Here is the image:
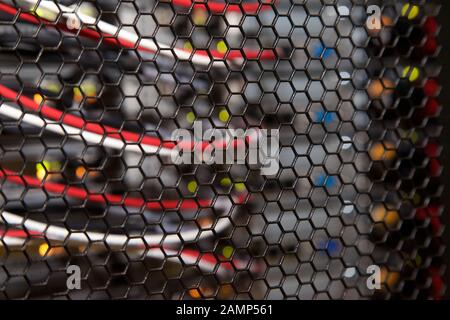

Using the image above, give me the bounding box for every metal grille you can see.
[0,0,444,299]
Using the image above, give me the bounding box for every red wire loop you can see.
[171,0,275,14]
[0,2,277,62]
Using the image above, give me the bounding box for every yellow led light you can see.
[187,180,198,193]
[81,82,97,98]
[36,161,60,180]
[219,108,230,123]
[399,129,408,139]
[413,193,421,205]
[73,87,83,103]
[222,246,234,259]
[402,66,420,82]
[193,10,207,25]
[33,94,44,105]
[36,167,46,181]
[35,7,58,22]
[411,131,419,144]
[79,81,98,104]
[220,177,232,186]
[184,41,193,51]
[186,111,196,123]
[36,161,49,181]
[234,182,246,192]
[415,255,422,267]
[217,41,228,54]
[38,243,49,257]
[43,82,61,94]
[79,3,97,16]
[401,4,419,20]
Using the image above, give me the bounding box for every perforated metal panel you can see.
[0,0,444,299]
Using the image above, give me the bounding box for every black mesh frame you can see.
[0,0,444,300]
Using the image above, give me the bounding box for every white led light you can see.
[344,267,356,278]
[340,71,351,85]
[342,204,354,214]
[342,136,352,150]
[337,6,350,16]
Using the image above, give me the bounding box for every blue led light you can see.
[314,111,336,124]
[318,239,340,254]
[326,239,339,253]
[315,175,326,186]
[313,44,333,59]
[325,176,336,188]
[314,175,336,187]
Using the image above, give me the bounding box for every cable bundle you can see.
[0,0,443,300]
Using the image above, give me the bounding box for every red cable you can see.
[0,168,212,210]
[0,1,254,274]
[0,84,249,152]
[0,228,41,238]
[171,0,274,14]
[78,21,276,60]
[6,229,234,269]
[0,168,248,209]
[0,227,235,270]
[0,2,276,61]
[0,84,174,149]
[0,2,39,24]
[181,248,233,269]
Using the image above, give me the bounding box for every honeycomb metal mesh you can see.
[0,0,444,299]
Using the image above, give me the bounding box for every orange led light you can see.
[188,288,201,299]
[198,217,213,229]
[369,142,396,161]
[75,166,86,179]
[368,15,394,34]
[368,79,395,99]
[371,205,400,228]
[380,267,400,289]
[33,93,44,105]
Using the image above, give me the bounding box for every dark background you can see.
[437,0,450,299]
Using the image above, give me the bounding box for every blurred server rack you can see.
[0,0,444,299]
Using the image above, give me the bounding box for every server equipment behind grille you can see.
[0,0,444,300]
